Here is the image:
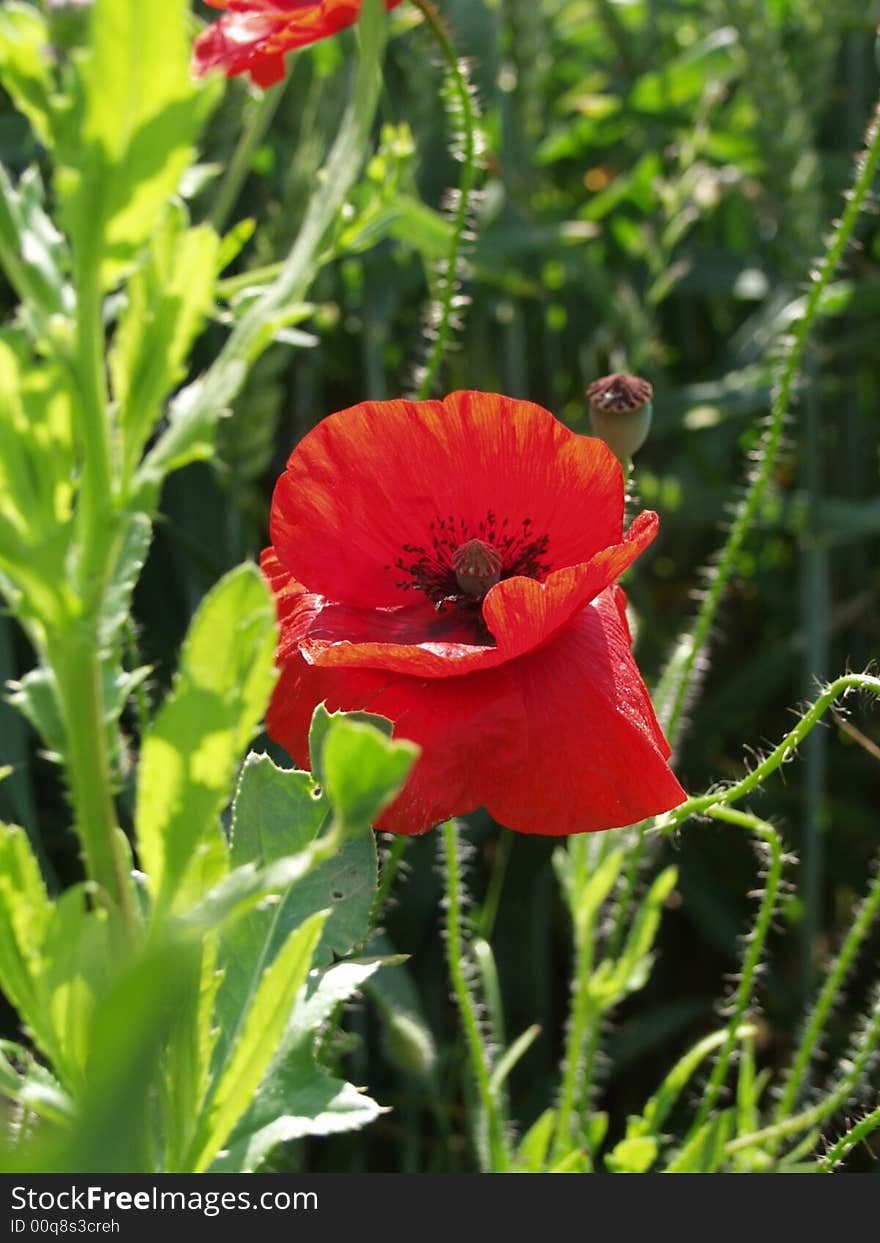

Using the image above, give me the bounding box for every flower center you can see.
[389,511,551,638]
[452,539,502,598]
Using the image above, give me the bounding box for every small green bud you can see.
[586,373,653,464]
[382,1009,437,1078]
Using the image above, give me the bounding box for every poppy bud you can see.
[587,373,653,464]
[382,1010,437,1078]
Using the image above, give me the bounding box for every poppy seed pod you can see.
[587,373,653,464]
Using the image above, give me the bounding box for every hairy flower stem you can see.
[660,673,880,833]
[441,821,508,1172]
[367,834,408,932]
[775,860,880,1127]
[685,805,784,1138]
[210,75,290,234]
[654,95,880,747]
[552,837,606,1161]
[411,0,478,399]
[818,1106,880,1172]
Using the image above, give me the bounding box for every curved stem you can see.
[654,96,880,746]
[210,76,290,233]
[442,821,508,1172]
[660,673,880,834]
[411,0,478,399]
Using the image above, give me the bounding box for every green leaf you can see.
[56,0,209,285]
[100,514,153,650]
[215,750,375,1054]
[0,823,57,1066]
[307,703,393,787]
[185,910,328,1173]
[515,1109,557,1172]
[212,958,388,1172]
[590,866,678,1007]
[109,207,221,478]
[7,667,66,763]
[490,1025,542,1095]
[639,1024,756,1138]
[664,1109,735,1173]
[0,1040,73,1128]
[0,2,55,148]
[25,940,197,1173]
[0,165,72,342]
[135,564,277,918]
[605,1134,659,1174]
[321,716,418,832]
[0,336,75,623]
[38,887,112,1092]
[161,937,224,1173]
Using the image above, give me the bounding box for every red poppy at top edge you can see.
[193,1,405,88]
[262,391,687,836]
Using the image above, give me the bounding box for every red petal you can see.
[265,654,523,835]
[249,52,288,87]
[482,589,685,833]
[296,510,658,678]
[265,584,684,836]
[271,392,626,609]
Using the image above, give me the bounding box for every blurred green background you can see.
[1,0,879,1170]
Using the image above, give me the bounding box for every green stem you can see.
[52,635,134,937]
[818,1106,880,1172]
[477,830,512,940]
[368,834,409,932]
[659,673,880,834]
[442,821,508,1172]
[654,96,880,746]
[725,985,880,1159]
[59,260,137,937]
[775,860,880,1126]
[411,0,478,399]
[685,805,783,1137]
[210,76,290,234]
[552,845,600,1160]
[552,934,596,1160]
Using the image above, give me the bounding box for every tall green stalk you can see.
[441,821,509,1172]
[411,0,480,399]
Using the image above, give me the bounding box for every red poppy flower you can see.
[193,1,404,88]
[262,391,686,835]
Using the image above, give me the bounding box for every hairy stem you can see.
[818,1106,880,1172]
[442,821,508,1172]
[685,805,784,1137]
[660,673,880,834]
[411,0,479,399]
